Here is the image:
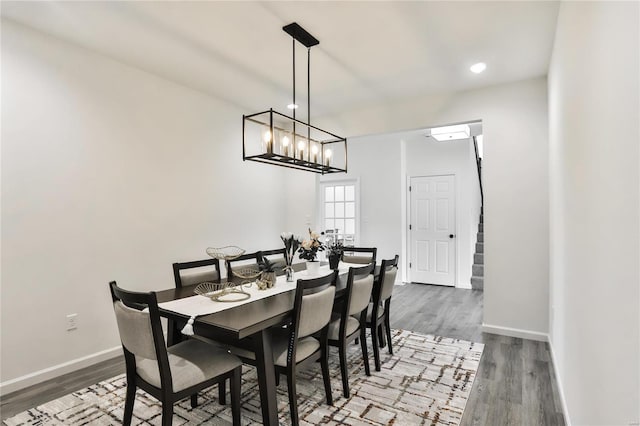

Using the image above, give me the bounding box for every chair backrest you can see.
[374,255,399,307]
[225,251,260,280]
[293,271,338,340]
[338,263,375,325]
[109,281,172,390]
[173,258,221,288]
[258,249,287,274]
[342,247,377,265]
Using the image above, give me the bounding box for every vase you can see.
[261,271,276,288]
[284,266,294,282]
[305,260,320,275]
[328,254,340,270]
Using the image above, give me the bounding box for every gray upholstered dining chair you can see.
[366,255,399,371]
[341,247,377,265]
[109,281,242,426]
[328,263,375,398]
[171,257,228,403]
[173,258,221,288]
[230,271,338,426]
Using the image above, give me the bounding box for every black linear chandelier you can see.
[242,23,347,174]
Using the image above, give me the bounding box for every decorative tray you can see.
[194,281,250,302]
[206,246,246,260]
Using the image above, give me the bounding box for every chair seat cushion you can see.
[328,314,360,340]
[272,330,320,367]
[136,339,241,392]
[229,329,320,368]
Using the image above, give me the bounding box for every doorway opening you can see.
[403,120,483,290]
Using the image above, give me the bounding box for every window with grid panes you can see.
[321,182,357,246]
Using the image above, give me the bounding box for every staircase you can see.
[471,214,484,290]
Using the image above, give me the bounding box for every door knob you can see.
[449,234,455,239]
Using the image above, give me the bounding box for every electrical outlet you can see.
[66,313,78,331]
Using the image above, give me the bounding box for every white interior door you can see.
[409,175,456,286]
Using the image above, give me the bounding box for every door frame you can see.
[406,173,459,286]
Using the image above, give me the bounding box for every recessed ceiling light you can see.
[470,62,487,74]
[287,103,299,110]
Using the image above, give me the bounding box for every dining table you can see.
[155,261,367,426]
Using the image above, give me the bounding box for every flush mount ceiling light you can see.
[470,62,487,74]
[242,23,347,174]
[430,124,471,141]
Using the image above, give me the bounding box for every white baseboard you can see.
[481,323,548,342]
[548,339,572,426]
[0,346,122,396]
[456,282,472,290]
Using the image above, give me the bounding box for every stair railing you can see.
[472,135,484,210]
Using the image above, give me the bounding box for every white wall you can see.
[548,2,640,424]
[315,77,550,338]
[0,21,290,391]
[319,133,403,262]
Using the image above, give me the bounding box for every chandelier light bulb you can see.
[263,130,272,142]
[282,136,290,146]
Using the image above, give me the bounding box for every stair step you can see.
[471,276,484,290]
[472,264,484,276]
[478,223,483,232]
[477,232,484,243]
[475,242,484,253]
[474,253,484,264]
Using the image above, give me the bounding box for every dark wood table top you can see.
[155,264,351,340]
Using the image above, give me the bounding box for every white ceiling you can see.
[1,1,559,117]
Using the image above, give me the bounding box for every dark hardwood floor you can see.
[1,283,565,425]
[390,283,565,426]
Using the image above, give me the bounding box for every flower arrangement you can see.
[326,240,344,257]
[298,228,325,261]
[326,240,344,269]
[280,232,302,267]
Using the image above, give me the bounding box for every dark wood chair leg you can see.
[286,369,299,426]
[321,348,333,405]
[384,311,393,355]
[371,322,381,372]
[230,367,242,426]
[359,324,371,376]
[218,380,226,405]
[339,342,350,398]
[378,323,386,348]
[161,401,174,426]
[122,378,136,426]
[275,373,280,387]
[190,394,198,408]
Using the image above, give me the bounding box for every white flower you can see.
[281,232,293,240]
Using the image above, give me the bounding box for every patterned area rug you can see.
[4,330,483,426]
